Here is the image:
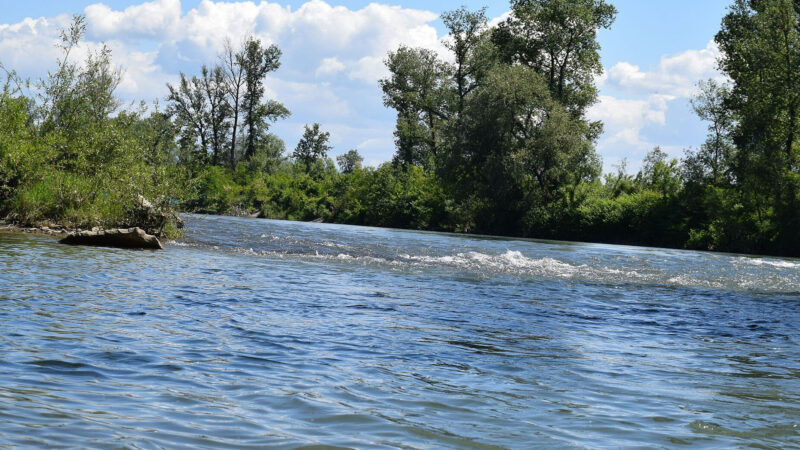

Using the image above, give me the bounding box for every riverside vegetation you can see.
[1,0,799,255]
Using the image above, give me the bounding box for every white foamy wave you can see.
[169,237,800,293]
[402,250,581,278]
[165,240,194,247]
[322,241,352,250]
[397,250,587,280]
[735,257,800,269]
[667,275,724,290]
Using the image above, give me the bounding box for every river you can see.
[1,214,798,448]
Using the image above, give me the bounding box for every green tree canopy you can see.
[293,123,332,173]
[337,149,364,174]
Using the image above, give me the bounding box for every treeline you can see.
[1,0,799,256]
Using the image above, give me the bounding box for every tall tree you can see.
[220,39,246,168]
[716,0,800,251]
[241,38,284,160]
[166,74,210,164]
[493,0,616,115]
[38,15,122,135]
[687,79,736,186]
[458,64,600,231]
[337,149,364,174]
[380,1,612,236]
[441,7,491,116]
[293,123,332,172]
[200,65,231,166]
[380,46,452,169]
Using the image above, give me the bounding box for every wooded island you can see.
[1,0,799,256]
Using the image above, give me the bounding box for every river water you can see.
[1,214,798,448]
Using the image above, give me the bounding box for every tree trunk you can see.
[230,101,239,167]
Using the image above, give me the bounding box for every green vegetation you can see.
[0,17,186,235]
[2,0,800,256]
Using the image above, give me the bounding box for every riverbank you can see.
[0,220,71,237]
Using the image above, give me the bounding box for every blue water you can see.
[1,214,798,448]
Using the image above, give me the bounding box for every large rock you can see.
[59,227,163,250]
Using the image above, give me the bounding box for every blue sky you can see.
[0,0,732,172]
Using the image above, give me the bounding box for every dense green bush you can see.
[0,18,186,234]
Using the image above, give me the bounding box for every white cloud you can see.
[0,16,68,74]
[110,44,178,100]
[268,77,351,118]
[602,41,722,97]
[85,0,181,41]
[591,41,725,171]
[348,55,388,83]
[315,57,345,77]
[357,137,393,152]
[488,11,511,28]
[589,94,675,152]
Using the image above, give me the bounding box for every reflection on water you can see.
[0,215,798,448]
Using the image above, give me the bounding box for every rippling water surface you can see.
[1,214,799,448]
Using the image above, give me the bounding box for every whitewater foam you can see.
[167,235,800,293]
[735,257,800,269]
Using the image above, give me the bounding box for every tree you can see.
[638,146,680,198]
[293,123,332,172]
[135,103,179,167]
[246,133,286,174]
[380,46,452,169]
[241,37,285,160]
[166,74,210,164]
[38,15,122,135]
[378,1,611,236]
[200,65,232,166]
[493,0,617,115]
[441,7,491,116]
[716,0,800,251]
[220,38,247,168]
[459,64,600,231]
[167,36,288,167]
[686,79,736,186]
[34,14,125,172]
[337,149,364,173]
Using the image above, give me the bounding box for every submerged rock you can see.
[59,227,163,250]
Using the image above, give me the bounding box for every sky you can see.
[0,0,732,172]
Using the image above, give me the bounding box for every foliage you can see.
[380,0,610,236]
[166,36,289,168]
[292,123,332,174]
[0,15,185,234]
[5,1,800,257]
[336,149,363,174]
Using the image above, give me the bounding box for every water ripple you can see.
[1,217,799,448]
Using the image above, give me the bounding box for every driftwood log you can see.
[59,227,163,250]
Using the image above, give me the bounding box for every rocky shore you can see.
[0,220,72,236]
[1,221,165,250]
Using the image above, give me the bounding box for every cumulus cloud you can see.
[589,94,675,153]
[110,45,178,100]
[590,41,725,171]
[603,41,722,97]
[2,1,444,87]
[315,57,345,77]
[85,0,181,41]
[0,16,69,74]
[488,11,512,28]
